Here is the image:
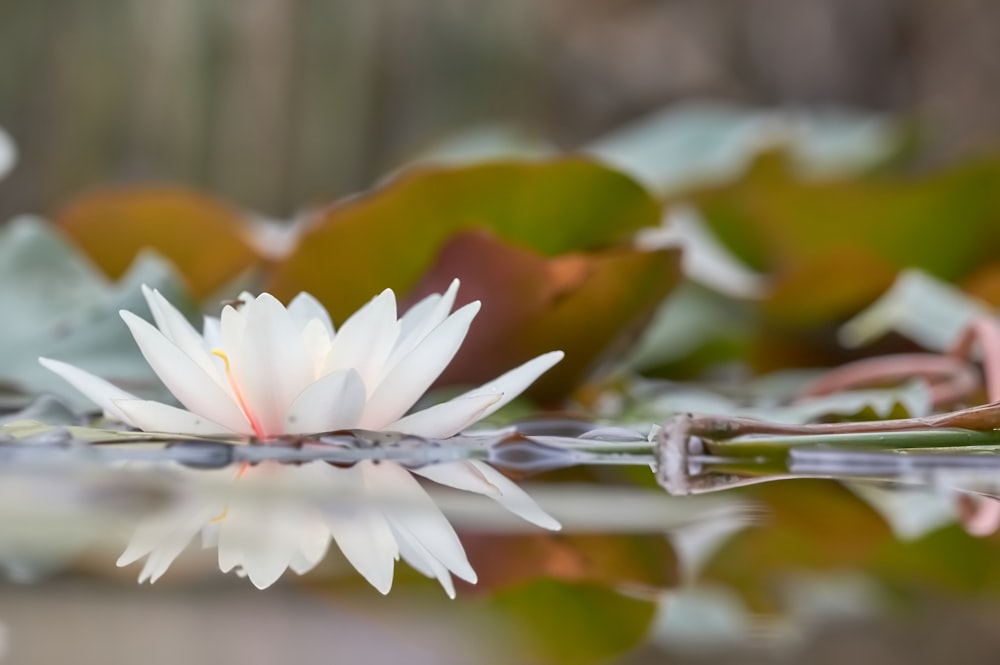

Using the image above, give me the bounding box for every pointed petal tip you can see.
[253,291,283,307]
[119,308,141,324]
[376,288,398,303]
[372,577,393,595]
[542,350,565,364]
[249,576,277,591]
[539,516,563,531]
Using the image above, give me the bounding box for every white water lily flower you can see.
[41,281,563,594]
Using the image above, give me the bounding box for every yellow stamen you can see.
[211,348,231,371]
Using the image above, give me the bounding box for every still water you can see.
[2,417,1000,664]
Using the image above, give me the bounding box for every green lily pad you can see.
[266,159,663,321]
[681,154,1000,326]
[265,159,673,399]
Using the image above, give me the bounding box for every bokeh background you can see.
[4,3,1000,665]
[1,0,999,219]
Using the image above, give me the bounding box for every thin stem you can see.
[702,427,1000,459]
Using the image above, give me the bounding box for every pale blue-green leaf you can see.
[620,282,756,372]
[407,125,554,170]
[584,101,898,194]
[636,205,770,299]
[1,231,196,408]
[839,269,991,351]
[623,379,932,426]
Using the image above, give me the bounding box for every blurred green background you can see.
[1,0,999,218]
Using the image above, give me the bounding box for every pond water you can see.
[3,414,999,664]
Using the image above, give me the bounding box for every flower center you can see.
[211,349,267,438]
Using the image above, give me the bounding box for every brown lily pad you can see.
[55,185,261,297]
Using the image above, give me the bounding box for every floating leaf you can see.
[408,125,554,168]
[585,101,899,194]
[636,205,770,299]
[682,155,1000,326]
[55,186,261,297]
[405,230,679,400]
[620,282,757,376]
[0,218,193,406]
[266,159,662,322]
[840,269,991,352]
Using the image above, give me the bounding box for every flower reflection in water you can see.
[40,282,562,594]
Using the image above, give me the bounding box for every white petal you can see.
[414,460,561,530]
[284,369,366,434]
[289,535,330,576]
[325,289,400,388]
[38,357,138,424]
[119,503,216,583]
[113,399,238,435]
[142,286,229,393]
[288,292,334,336]
[359,301,481,429]
[309,463,399,594]
[385,393,501,437]
[392,521,457,598]
[451,351,564,423]
[216,464,331,589]
[202,315,222,349]
[299,318,332,369]
[227,293,315,436]
[217,500,300,589]
[120,311,252,433]
[397,294,441,342]
[386,279,461,374]
[290,514,333,574]
[220,302,247,357]
[361,461,476,583]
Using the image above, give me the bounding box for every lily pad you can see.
[266,159,663,321]
[405,229,679,400]
[0,217,194,407]
[681,154,1000,326]
[265,159,674,399]
[585,101,899,194]
[55,186,261,297]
